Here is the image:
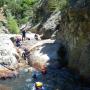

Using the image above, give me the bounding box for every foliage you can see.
[48,0,68,11]
[6,11,20,34]
[0,0,5,7]
[0,0,68,27]
[58,0,68,10]
[0,0,39,25]
[0,22,3,27]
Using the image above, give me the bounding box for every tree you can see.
[6,10,20,34]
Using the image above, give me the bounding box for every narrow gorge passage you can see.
[0,0,90,90]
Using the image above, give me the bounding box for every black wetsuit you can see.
[22,30,26,38]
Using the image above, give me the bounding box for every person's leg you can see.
[27,55,31,65]
[23,32,26,41]
[22,32,25,41]
[22,35,24,41]
[23,53,26,60]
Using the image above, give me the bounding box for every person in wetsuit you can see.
[32,82,45,90]
[21,29,26,41]
[22,48,31,65]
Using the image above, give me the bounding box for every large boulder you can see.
[41,11,61,39]
[0,34,19,78]
[28,39,61,69]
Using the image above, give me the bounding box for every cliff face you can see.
[32,0,90,79]
[57,0,90,78]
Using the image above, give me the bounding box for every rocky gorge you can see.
[0,0,90,90]
[30,0,90,84]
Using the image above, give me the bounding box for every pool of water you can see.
[0,69,53,90]
[0,67,89,90]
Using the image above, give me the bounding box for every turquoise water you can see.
[0,69,53,90]
[1,67,89,90]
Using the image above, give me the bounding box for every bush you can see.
[48,0,68,11]
[7,15,20,34]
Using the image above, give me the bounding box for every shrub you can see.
[7,15,20,34]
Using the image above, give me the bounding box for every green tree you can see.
[6,10,20,34]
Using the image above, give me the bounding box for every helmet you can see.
[35,82,43,87]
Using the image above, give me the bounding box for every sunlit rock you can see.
[0,34,19,78]
[29,39,61,69]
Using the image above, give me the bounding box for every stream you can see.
[0,67,54,90]
[0,66,81,90]
[0,64,90,90]
[0,34,90,90]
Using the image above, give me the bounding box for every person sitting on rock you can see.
[16,37,21,47]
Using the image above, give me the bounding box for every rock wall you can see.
[33,0,90,79]
[57,0,90,79]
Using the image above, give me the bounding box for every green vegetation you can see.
[0,0,68,33]
[0,22,3,27]
[2,0,39,24]
[48,0,68,11]
[0,0,39,33]
[32,0,68,24]
[7,16,20,34]
[6,10,20,34]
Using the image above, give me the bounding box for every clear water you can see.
[0,69,53,90]
[1,67,88,90]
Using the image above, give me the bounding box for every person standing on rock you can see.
[21,29,26,41]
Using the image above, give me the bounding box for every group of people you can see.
[15,29,46,90]
[15,29,26,47]
[15,29,40,47]
[32,64,47,90]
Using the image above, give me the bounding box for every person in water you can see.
[32,82,45,90]
[41,65,47,75]
[32,71,38,81]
